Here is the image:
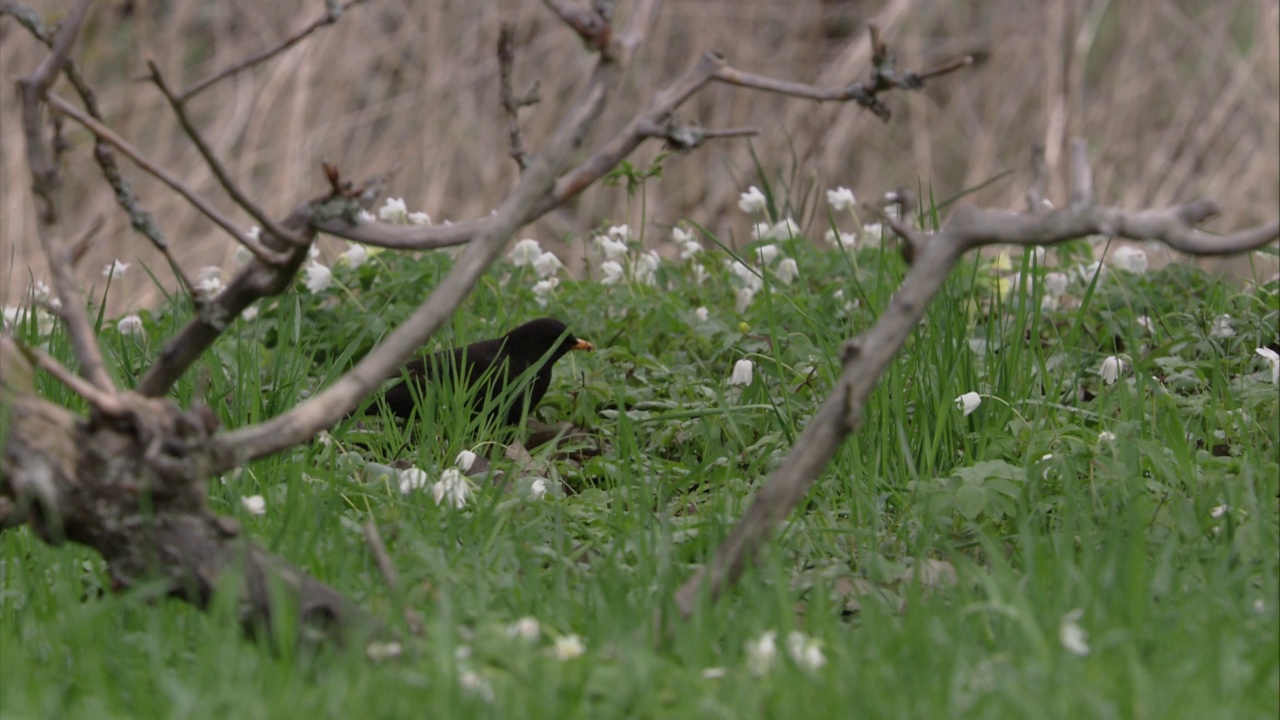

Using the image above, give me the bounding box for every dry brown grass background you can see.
[2,0,1278,312]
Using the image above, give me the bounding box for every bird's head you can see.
[504,318,594,362]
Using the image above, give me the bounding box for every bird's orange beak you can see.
[572,339,595,351]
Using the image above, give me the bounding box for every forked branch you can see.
[672,140,1280,617]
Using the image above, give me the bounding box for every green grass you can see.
[2,215,1277,719]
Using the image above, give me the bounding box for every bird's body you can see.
[371,318,593,426]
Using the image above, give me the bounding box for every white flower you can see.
[861,223,883,240]
[1110,246,1148,274]
[1209,504,1229,519]
[1256,347,1279,384]
[1210,314,1235,339]
[117,314,145,336]
[378,197,408,224]
[1043,272,1070,299]
[357,210,376,223]
[241,495,266,516]
[303,262,332,293]
[1076,261,1108,284]
[455,450,477,472]
[365,640,403,662]
[786,631,827,672]
[532,251,564,278]
[774,257,799,285]
[102,259,130,279]
[730,260,763,291]
[431,467,472,508]
[695,306,709,322]
[195,266,223,296]
[532,278,559,306]
[752,244,780,266]
[553,634,585,661]
[738,186,767,214]
[824,229,857,248]
[745,630,778,676]
[242,304,259,321]
[308,243,321,259]
[1136,315,1155,334]
[398,467,430,494]
[600,261,625,285]
[1099,356,1125,385]
[28,281,50,303]
[458,670,492,702]
[530,478,548,500]
[594,234,629,261]
[690,263,709,285]
[729,359,754,386]
[507,616,541,641]
[342,243,369,269]
[700,667,728,679]
[510,238,543,266]
[407,211,431,225]
[676,229,703,260]
[827,186,856,211]
[1058,609,1090,656]
[1097,430,1116,443]
[607,224,630,242]
[772,217,800,239]
[634,251,661,286]
[735,287,756,313]
[955,392,982,416]
[246,225,261,242]
[751,222,775,241]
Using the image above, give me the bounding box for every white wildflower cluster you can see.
[195,266,224,298]
[745,629,826,676]
[398,451,479,508]
[725,242,799,312]
[509,238,567,306]
[590,225,662,287]
[738,186,803,242]
[3,281,60,336]
[376,197,432,226]
[1108,245,1149,274]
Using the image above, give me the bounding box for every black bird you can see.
[370,317,594,426]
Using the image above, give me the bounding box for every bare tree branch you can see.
[208,0,662,472]
[177,0,370,102]
[146,60,309,249]
[3,1,194,291]
[48,93,287,266]
[16,0,116,394]
[673,142,1279,617]
[498,23,540,170]
[10,337,128,417]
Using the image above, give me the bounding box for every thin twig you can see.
[209,0,662,472]
[48,93,287,266]
[1025,143,1049,213]
[362,519,400,591]
[16,0,116,393]
[146,60,309,248]
[178,0,371,101]
[498,24,540,170]
[635,120,760,151]
[4,1,192,290]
